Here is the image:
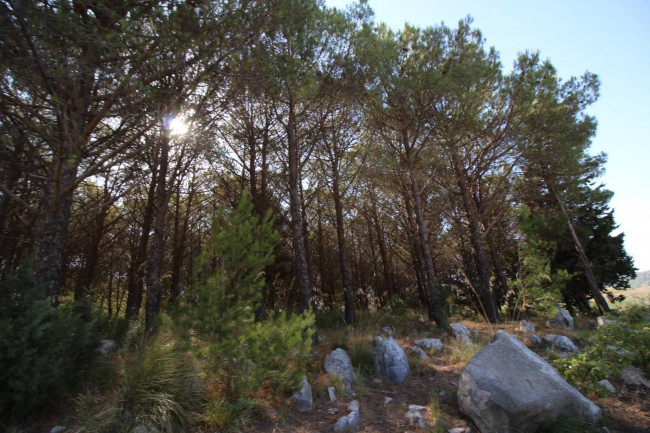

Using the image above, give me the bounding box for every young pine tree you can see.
[177,196,313,424]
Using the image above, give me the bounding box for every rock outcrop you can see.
[292,376,313,411]
[415,337,443,352]
[334,400,360,431]
[458,330,600,433]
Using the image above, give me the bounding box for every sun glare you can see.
[169,117,189,136]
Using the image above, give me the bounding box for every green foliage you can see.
[349,339,375,377]
[512,206,568,317]
[176,196,314,428]
[76,327,201,433]
[555,306,650,394]
[0,262,101,423]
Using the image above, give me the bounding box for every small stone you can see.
[334,400,360,431]
[450,381,458,387]
[543,334,578,353]
[529,334,543,347]
[50,427,66,433]
[97,339,117,355]
[598,379,616,394]
[450,323,472,343]
[292,376,313,411]
[597,316,615,327]
[409,346,430,359]
[328,386,337,402]
[548,307,574,330]
[404,404,428,428]
[373,378,382,384]
[415,338,444,352]
[621,366,650,388]
[439,390,448,397]
[381,326,394,336]
[519,320,535,334]
[327,407,339,415]
[384,396,393,406]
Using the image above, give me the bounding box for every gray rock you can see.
[458,330,600,433]
[50,427,66,433]
[345,382,356,396]
[381,326,394,336]
[451,323,472,343]
[409,346,430,359]
[519,320,535,334]
[328,386,337,402]
[404,404,428,428]
[384,396,393,406]
[448,428,472,433]
[325,348,355,383]
[598,379,616,394]
[529,334,543,347]
[548,307,574,330]
[97,339,118,355]
[621,366,650,388]
[292,376,312,411]
[543,334,578,353]
[373,337,410,384]
[415,338,444,352]
[606,345,635,357]
[334,400,360,431]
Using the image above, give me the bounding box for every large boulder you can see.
[458,330,600,433]
[325,348,355,384]
[374,337,410,384]
[548,307,574,330]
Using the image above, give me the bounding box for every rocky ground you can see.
[252,319,650,433]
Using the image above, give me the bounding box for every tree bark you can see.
[287,98,312,313]
[145,129,170,336]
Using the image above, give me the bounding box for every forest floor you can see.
[251,318,650,433]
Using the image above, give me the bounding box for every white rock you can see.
[292,376,312,411]
[50,427,66,433]
[409,346,430,359]
[373,337,410,384]
[328,386,337,402]
[404,404,428,428]
[598,379,616,394]
[384,396,393,406]
[334,400,360,431]
[325,348,355,383]
[548,307,574,330]
[458,331,600,433]
[451,323,472,343]
[621,366,650,388]
[519,320,535,334]
[415,338,444,352]
[543,334,578,353]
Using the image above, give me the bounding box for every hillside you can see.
[631,270,650,289]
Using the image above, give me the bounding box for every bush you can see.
[76,327,201,433]
[0,262,101,423]
[554,305,650,395]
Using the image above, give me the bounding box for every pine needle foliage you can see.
[176,196,314,427]
[0,262,100,423]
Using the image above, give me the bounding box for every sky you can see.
[326,0,650,272]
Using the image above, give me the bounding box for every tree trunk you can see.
[125,165,158,320]
[287,98,312,313]
[34,159,79,305]
[551,187,610,313]
[145,130,170,336]
[169,177,194,305]
[332,161,355,325]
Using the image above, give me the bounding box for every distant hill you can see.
[630,270,650,289]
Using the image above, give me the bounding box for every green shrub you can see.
[0,262,101,423]
[176,196,314,428]
[555,305,650,394]
[77,328,201,433]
